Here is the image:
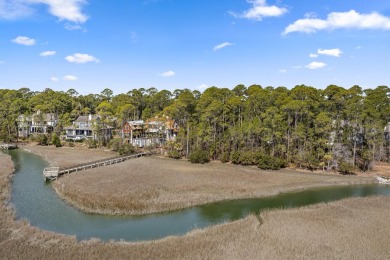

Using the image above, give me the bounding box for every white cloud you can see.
[28,0,88,23]
[213,42,233,51]
[0,0,34,19]
[284,10,390,34]
[292,65,302,69]
[64,23,84,31]
[12,36,36,46]
[0,60,5,64]
[309,53,318,58]
[0,0,87,23]
[40,50,56,57]
[305,61,327,70]
[63,75,78,81]
[50,76,59,82]
[279,69,287,73]
[232,0,287,21]
[160,70,176,77]
[317,48,342,57]
[65,53,100,64]
[197,83,209,90]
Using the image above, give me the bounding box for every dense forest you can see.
[1,84,389,172]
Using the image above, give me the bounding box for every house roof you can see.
[74,116,89,123]
[127,120,144,125]
[74,115,100,123]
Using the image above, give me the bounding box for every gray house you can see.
[64,114,112,141]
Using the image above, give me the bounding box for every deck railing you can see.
[43,152,151,180]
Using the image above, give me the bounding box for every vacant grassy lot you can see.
[2,152,390,259]
[45,150,373,215]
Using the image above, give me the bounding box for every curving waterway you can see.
[7,149,390,242]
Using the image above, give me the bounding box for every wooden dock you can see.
[0,143,18,150]
[43,152,151,181]
[43,167,60,181]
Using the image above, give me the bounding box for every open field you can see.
[32,146,374,215]
[1,152,390,259]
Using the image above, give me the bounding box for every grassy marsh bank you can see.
[41,148,373,215]
[1,151,390,259]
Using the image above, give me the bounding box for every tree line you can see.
[0,84,389,172]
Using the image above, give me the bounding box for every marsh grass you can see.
[52,155,373,215]
[1,150,389,259]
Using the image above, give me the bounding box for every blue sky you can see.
[1,0,390,95]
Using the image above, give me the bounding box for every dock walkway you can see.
[43,152,151,180]
[0,143,18,150]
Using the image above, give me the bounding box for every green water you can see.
[7,149,390,242]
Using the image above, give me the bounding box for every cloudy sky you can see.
[1,0,390,94]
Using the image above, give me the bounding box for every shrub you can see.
[258,155,286,170]
[231,151,241,164]
[108,138,121,151]
[240,151,262,166]
[86,138,97,149]
[37,134,49,146]
[108,139,135,155]
[118,143,135,155]
[168,150,181,159]
[220,152,230,163]
[189,150,210,164]
[338,161,355,175]
[51,133,62,147]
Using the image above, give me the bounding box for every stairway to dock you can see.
[43,152,151,180]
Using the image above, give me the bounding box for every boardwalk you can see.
[43,152,151,181]
[0,144,18,150]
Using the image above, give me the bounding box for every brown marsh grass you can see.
[1,152,389,259]
[25,145,117,168]
[51,155,373,215]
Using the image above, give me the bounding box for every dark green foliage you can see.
[258,155,287,170]
[37,134,49,146]
[108,138,122,151]
[338,161,355,175]
[189,150,210,164]
[118,143,135,155]
[239,151,262,166]
[168,150,181,159]
[109,138,134,155]
[220,152,230,163]
[231,151,241,164]
[51,133,62,147]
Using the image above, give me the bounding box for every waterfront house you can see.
[64,114,112,141]
[17,110,58,136]
[121,115,178,147]
[31,111,58,134]
[17,114,32,138]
